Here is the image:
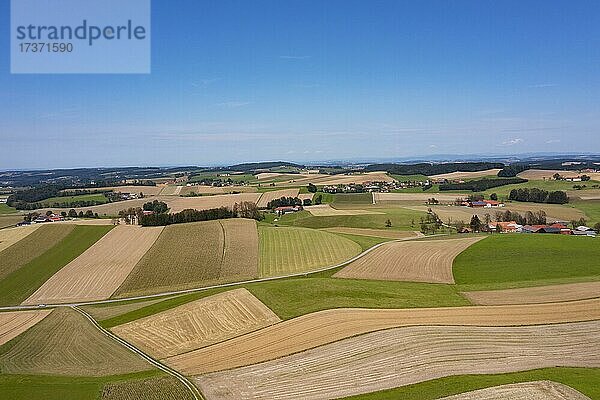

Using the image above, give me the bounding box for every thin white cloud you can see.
[502,138,524,146]
[279,55,311,60]
[215,101,251,108]
[546,139,561,144]
[528,83,558,88]
[191,78,219,88]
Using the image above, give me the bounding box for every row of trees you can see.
[138,201,263,226]
[23,209,100,221]
[508,188,569,204]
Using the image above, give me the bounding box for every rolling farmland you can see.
[0,224,74,280]
[334,237,483,283]
[166,193,261,212]
[0,310,52,346]
[429,168,502,180]
[258,226,361,276]
[323,227,419,239]
[0,224,40,253]
[22,225,164,305]
[195,321,600,400]
[101,375,194,400]
[165,298,600,375]
[112,288,280,359]
[373,192,463,203]
[115,219,258,297]
[439,381,591,400]
[257,188,300,208]
[463,281,600,305]
[0,308,152,376]
[304,204,382,216]
[518,169,600,181]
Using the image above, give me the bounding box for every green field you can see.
[453,234,600,291]
[342,368,600,400]
[0,203,17,215]
[0,308,151,376]
[571,200,600,224]
[329,232,392,251]
[0,225,112,305]
[0,371,170,400]
[39,193,109,207]
[258,226,361,276]
[277,207,425,230]
[333,193,373,205]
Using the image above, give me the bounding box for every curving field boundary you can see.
[165,297,600,375]
[0,309,52,346]
[195,321,600,400]
[439,380,591,400]
[464,281,600,305]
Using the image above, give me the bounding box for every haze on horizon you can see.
[1,0,599,169]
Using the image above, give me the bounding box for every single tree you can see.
[385,219,392,228]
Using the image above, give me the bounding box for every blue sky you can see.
[1,0,599,169]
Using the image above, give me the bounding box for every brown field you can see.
[304,204,384,216]
[114,219,258,297]
[33,198,151,217]
[406,202,586,224]
[61,218,116,225]
[165,298,600,375]
[195,321,600,400]
[464,281,600,305]
[167,193,261,213]
[0,308,152,376]
[518,169,600,181]
[255,172,306,181]
[440,381,591,400]
[22,225,164,305]
[334,237,483,283]
[0,224,40,253]
[0,224,75,280]
[0,310,52,346]
[374,192,464,203]
[101,375,194,400]
[179,185,257,196]
[298,193,314,202]
[429,169,502,180]
[82,298,168,321]
[269,171,396,187]
[0,215,23,229]
[112,288,280,359]
[323,227,419,239]
[83,186,163,196]
[158,185,183,196]
[257,189,300,208]
[570,189,600,200]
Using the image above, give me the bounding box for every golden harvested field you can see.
[0,224,40,253]
[166,298,600,375]
[61,218,115,225]
[195,321,600,400]
[167,193,261,213]
[429,168,502,180]
[0,310,52,346]
[112,288,280,359]
[179,185,256,196]
[34,198,151,217]
[440,381,591,400]
[101,375,194,400]
[85,186,163,196]
[0,215,23,229]
[323,227,419,239]
[158,185,183,196]
[518,169,600,181]
[258,226,361,276]
[334,237,483,283]
[571,189,600,200]
[22,225,164,305]
[304,204,383,216]
[298,193,314,201]
[464,281,600,305]
[0,224,75,280]
[0,308,152,376]
[115,219,258,297]
[270,171,395,187]
[374,192,464,203]
[257,189,300,208]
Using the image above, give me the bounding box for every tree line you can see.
[138,201,263,226]
[364,162,504,176]
[508,188,569,204]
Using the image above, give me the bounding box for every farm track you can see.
[195,321,600,400]
[334,236,483,283]
[0,309,51,345]
[165,297,600,375]
[464,281,600,305]
[111,288,280,359]
[439,380,591,400]
[22,225,164,305]
[73,306,203,400]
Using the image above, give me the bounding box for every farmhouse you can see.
[468,200,504,208]
[488,221,522,233]
[522,223,570,235]
[275,206,302,216]
[572,226,597,237]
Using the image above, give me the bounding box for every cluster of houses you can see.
[487,221,597,237]
[17,213,66,225]
[461,199,505,208]
[274,205,303,216]
[322,180,425,194]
